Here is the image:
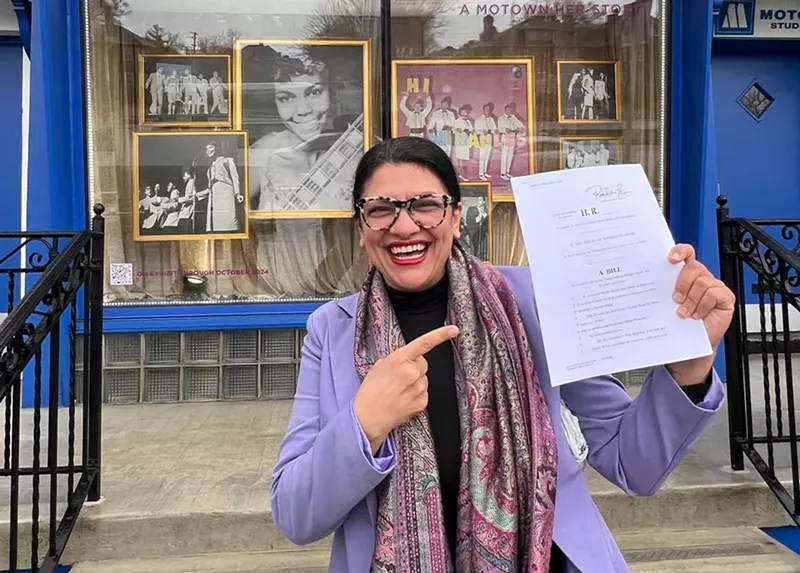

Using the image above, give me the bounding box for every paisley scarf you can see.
[354,243,558,572]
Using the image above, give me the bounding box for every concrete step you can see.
[0,401,794,567]
[66,528,799,572]
[69,549,330,573]
[0,481,783,564]
[60,482,781,562]
[617,527,800,572]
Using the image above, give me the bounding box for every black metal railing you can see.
[717,195,800,526]
[0,205,105,572]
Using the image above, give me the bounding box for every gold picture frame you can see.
[491,193,516,204]
[391,58,536,202]
[459,180,493,262]
[133,131,250,242]
[558,136,623,170]
[557,60,622,124]
[234,38,372,219]
[138,54,233,128]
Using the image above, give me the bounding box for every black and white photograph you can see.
[557,60,621,123]
[236,39,370,219]
[139,54,232,127]
[560,137,621,170]
[459,182,492,261]
[133,132,249,241]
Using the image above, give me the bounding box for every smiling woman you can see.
[271,137,733,573]
[355,160,462,291]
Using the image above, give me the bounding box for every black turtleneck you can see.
[386,274,566,571]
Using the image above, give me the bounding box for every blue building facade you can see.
[8,0,779,403]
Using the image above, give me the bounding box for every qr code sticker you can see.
[109,263,134,286]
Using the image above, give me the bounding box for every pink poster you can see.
[392,59,535,197]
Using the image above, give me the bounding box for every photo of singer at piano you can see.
[560,137,620,170]
[458,182,492,261]
[239,40,369,218]
[134,132,249,241]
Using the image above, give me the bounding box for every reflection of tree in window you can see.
[741,85,772,118]
[305,0,453,56]
[145,24,184,53]
[197,29,241,55]
[106,0,130,22]
[91,0,130,26]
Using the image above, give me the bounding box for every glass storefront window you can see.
[84,0,667,305]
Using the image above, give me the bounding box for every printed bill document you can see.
[510,164,713,386]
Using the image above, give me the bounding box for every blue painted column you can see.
[28,0,75,232]
[24,0,87,407]
[669,0,714,247]
[669,0,723,275]
[669,0,725,378]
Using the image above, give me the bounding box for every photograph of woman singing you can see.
[270,137,734,572]
[238,40,369,217]
[204,139,244,233]
[133,132,248,241]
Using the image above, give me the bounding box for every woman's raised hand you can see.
[354,325,459,454]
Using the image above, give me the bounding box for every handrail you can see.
[0,204,105,573]
[717,195,800,526]
[0,231,91,354]
[720,216,800,271]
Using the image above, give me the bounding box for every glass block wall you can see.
[76,329,648,405]
[77,329,305,404]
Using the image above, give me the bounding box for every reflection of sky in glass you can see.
[119,0,646,53]
[0,1,17,33]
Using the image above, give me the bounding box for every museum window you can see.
[84,0,667,305]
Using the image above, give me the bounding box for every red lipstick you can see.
[386,241,430,266]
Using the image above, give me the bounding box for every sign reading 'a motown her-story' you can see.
[715,0,800,38]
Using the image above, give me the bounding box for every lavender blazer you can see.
[271,265,724,572]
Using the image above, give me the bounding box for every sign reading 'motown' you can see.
[715,0,800,38]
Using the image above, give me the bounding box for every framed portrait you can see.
[133,132,250,242]
[392,58,535,200]
[138,54,232,127]
[459,181,492,261]
[559,136,622,170]
[557,60,621,123]
[235,39,371,219]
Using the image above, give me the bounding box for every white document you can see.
[510,164,713,386]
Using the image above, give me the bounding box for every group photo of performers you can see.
[393,60,534,193]
[561,138,620,170]
[140,55,232,126]
[399,94,527,184]
[558,61,620,122]
[238,40,368,217]
[134,133,248,241]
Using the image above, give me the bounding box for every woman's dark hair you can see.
[352,137,461,213]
